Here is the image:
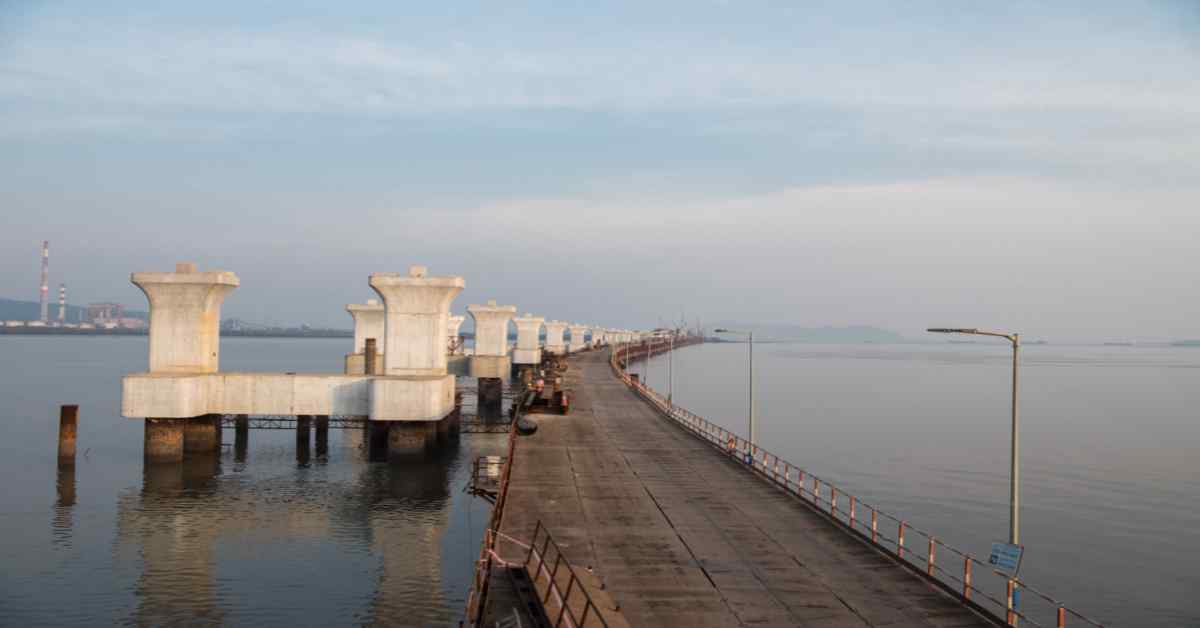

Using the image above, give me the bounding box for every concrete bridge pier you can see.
[345,300,384,375]
[468,300,516,422]
[144,418,186,463]
[234,414,249,462]
[478,378,504,421]
[544,320,567,356]
[568,324,588,353]
[367,265,466,460]
[184,414,221,454]
[296,415,312,464]
[130,263,238,462]
[512,313,544,381]
[387,422,437,459]
[315,415,329,458]
[368,421,390,461]
[448,315,465,355]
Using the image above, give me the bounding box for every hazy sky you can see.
[3,1,1198,340]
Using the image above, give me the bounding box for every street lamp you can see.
[714,328,755,447]
[927,327,1021,546]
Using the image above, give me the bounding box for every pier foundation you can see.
[478,377,504,421]
[387,422,435,459]
[144,418,185,463]
[315,415,329,457]
[368,420,390,461]
[296,415,312,463]
[184,414,221,454]
[234,414,249,461]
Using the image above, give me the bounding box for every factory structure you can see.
[0,240,145,330]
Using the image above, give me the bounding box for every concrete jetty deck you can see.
[491,349,996,627]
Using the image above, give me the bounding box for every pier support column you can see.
[144,418,185,463]
[234,414,249,462]
[387,422,434,460]
[315,415,329,458]
[447,315,465,355]
[568,324,588,353]
[478,377,504,421]
[368,420,390,462]
[296,415,312,464]
[184,414,221,454]
[512,313,545,370]
[544,321,568,355]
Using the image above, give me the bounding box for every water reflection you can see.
[113,437,459,625]
[52,464,75,548]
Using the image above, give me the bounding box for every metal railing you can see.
[525,520,610,628]
[463,419,519,625]
[611,343,1105,628]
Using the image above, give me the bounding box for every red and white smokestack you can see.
[39,240,49,322]
[58,283,66,322]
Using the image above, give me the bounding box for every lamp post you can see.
[714,328,755,447]
[927,327,1021,546]
[668,331,674,406]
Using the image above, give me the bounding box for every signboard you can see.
[988,542,1024,574]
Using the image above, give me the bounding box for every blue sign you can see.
[988,542,1024,574]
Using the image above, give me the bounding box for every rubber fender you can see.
[516,416,538,435]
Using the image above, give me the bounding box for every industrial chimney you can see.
[39,241,49,323]
[58,283,66,323]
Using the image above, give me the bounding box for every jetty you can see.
[469,344,1102,628]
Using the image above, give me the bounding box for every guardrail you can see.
[525,520,610,628]
[463,412,519,625]
[611,342,1104,628]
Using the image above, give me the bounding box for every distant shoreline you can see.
[0,327,352,339]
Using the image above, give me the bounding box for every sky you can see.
[2,1,1198,340]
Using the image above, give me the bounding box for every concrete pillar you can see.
[368,420,390,462]
[131,262,238,374]
[345,300,384,374]
[364,338,378,375]
[544,320,568,355]
[469,300,516,356]
[296,415,312,464]
[234,414,249,462]
[315,415,329,458]
[369,266,464,376]
[387,422,434,459]
[447,315,465,355]
[347,299,384,355]
[478,377,504,421]
[568,324,588,353]
[468,300,515,382]
[57,404,78,466]
[184,414,221,454]
[144,418,185,463]
[512,313,544,366]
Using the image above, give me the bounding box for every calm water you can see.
[0,336,506,627]
[635,342,1200,627]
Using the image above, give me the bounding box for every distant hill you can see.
[709,323,906,343]
[0,297,146,323]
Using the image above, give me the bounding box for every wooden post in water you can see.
[364,338,378,375]
[57,404,78,466]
